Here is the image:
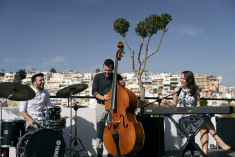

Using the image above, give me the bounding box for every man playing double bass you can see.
[20,73,51,131]
[92,59,125,157]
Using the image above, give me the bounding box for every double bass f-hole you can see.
[120,114,128,128]
[107,114,128,130]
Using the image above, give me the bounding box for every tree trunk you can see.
[137,76,145,105]
[140,85,145,102]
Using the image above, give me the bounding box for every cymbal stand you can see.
[67,103,88,157]
[66,93,88,157]
[0,93,14,157]
[67,93,74,157]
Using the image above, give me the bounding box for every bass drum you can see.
[16,129,66,157]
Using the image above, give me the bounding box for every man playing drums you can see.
[19,73,51,131]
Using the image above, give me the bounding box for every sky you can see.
[0,0,235,87]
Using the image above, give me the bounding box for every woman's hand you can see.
[160,96,166,104]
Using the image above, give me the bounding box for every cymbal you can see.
[56,84,88,98]
[0,82,36,101]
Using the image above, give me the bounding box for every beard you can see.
[37,84,44,90]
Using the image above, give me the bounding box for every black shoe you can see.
[107,153,113,157]
[97,154,102,157]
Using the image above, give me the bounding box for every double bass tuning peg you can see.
[122,51,125,58]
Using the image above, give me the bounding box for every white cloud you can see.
[170,25,204,36]
[3,58,22,64]
[42,56,65,67]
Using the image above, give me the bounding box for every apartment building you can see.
[194,74,206,89]
[3,73,21,83]
[1,71,233,105]
[202,75,221,98]
[0,75,4,83]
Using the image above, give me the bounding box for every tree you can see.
[16,69,26,80]
[200,100,208,107]
[50,68,57,73]
[96,68,100,73]
[113,13,172,103]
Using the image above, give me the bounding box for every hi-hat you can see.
[65,105,87,111]
[0,82,36,101]
[56,84,88,98]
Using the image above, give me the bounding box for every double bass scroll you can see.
[103,42,145,156]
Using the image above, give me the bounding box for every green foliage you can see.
[135,21,147,38]
[16,69,26,80]
[135,13,172,38]
[50,68,57,73]
[200,100,208,106]
[137,99,149,108]
[113,18,130,37]
[0,73,5,76]
[144,14,161,36]
[25,83,31,87]
[160,13,172,29]
[170,85,176,90]
[221,103,235,118]
[96,68,100,73]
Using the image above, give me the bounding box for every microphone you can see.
[177,87,182,97]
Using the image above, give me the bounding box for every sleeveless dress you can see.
[177,88,207,138]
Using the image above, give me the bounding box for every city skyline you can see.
[1,0,235,87]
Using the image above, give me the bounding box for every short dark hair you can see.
[103,59,114,68]
[31,73,44,84]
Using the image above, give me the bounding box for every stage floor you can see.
[164,149,234,157]
[99,149,235,157]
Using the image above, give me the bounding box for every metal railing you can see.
[50,96,235,106]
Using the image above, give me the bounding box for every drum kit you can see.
[0,82,89,157]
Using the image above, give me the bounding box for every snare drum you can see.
[41,106,61,124]
[16,128,66,157]
[1,119,26,147]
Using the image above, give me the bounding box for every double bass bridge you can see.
[108,121,121,130]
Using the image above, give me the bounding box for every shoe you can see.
[200,149,207,157]
[107,153,113,157]
[215,136,230,150]
[97,154,102,157]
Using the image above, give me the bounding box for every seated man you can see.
[20,73,51,131]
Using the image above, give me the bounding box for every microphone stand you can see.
[140,91,178,157]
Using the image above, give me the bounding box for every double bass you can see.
[103,42,145,156]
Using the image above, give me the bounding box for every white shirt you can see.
[19,87,51,119]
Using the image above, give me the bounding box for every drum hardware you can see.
[56,84,88,157]
[0,82,35,157]
[16,128,66,157]
[0,97,7,157]
[1,120,26,147]
[65,104,88,157]
[37,117,46,127]
[41,106,61,127]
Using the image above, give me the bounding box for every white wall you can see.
[2,106,107,156]
[2,107,217,156]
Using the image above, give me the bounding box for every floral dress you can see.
[177,88,207,138]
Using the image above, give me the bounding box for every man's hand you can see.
[28,119,35,127]
[103,94,110,101]
[119,80,125,86]
[20,111,36,127]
